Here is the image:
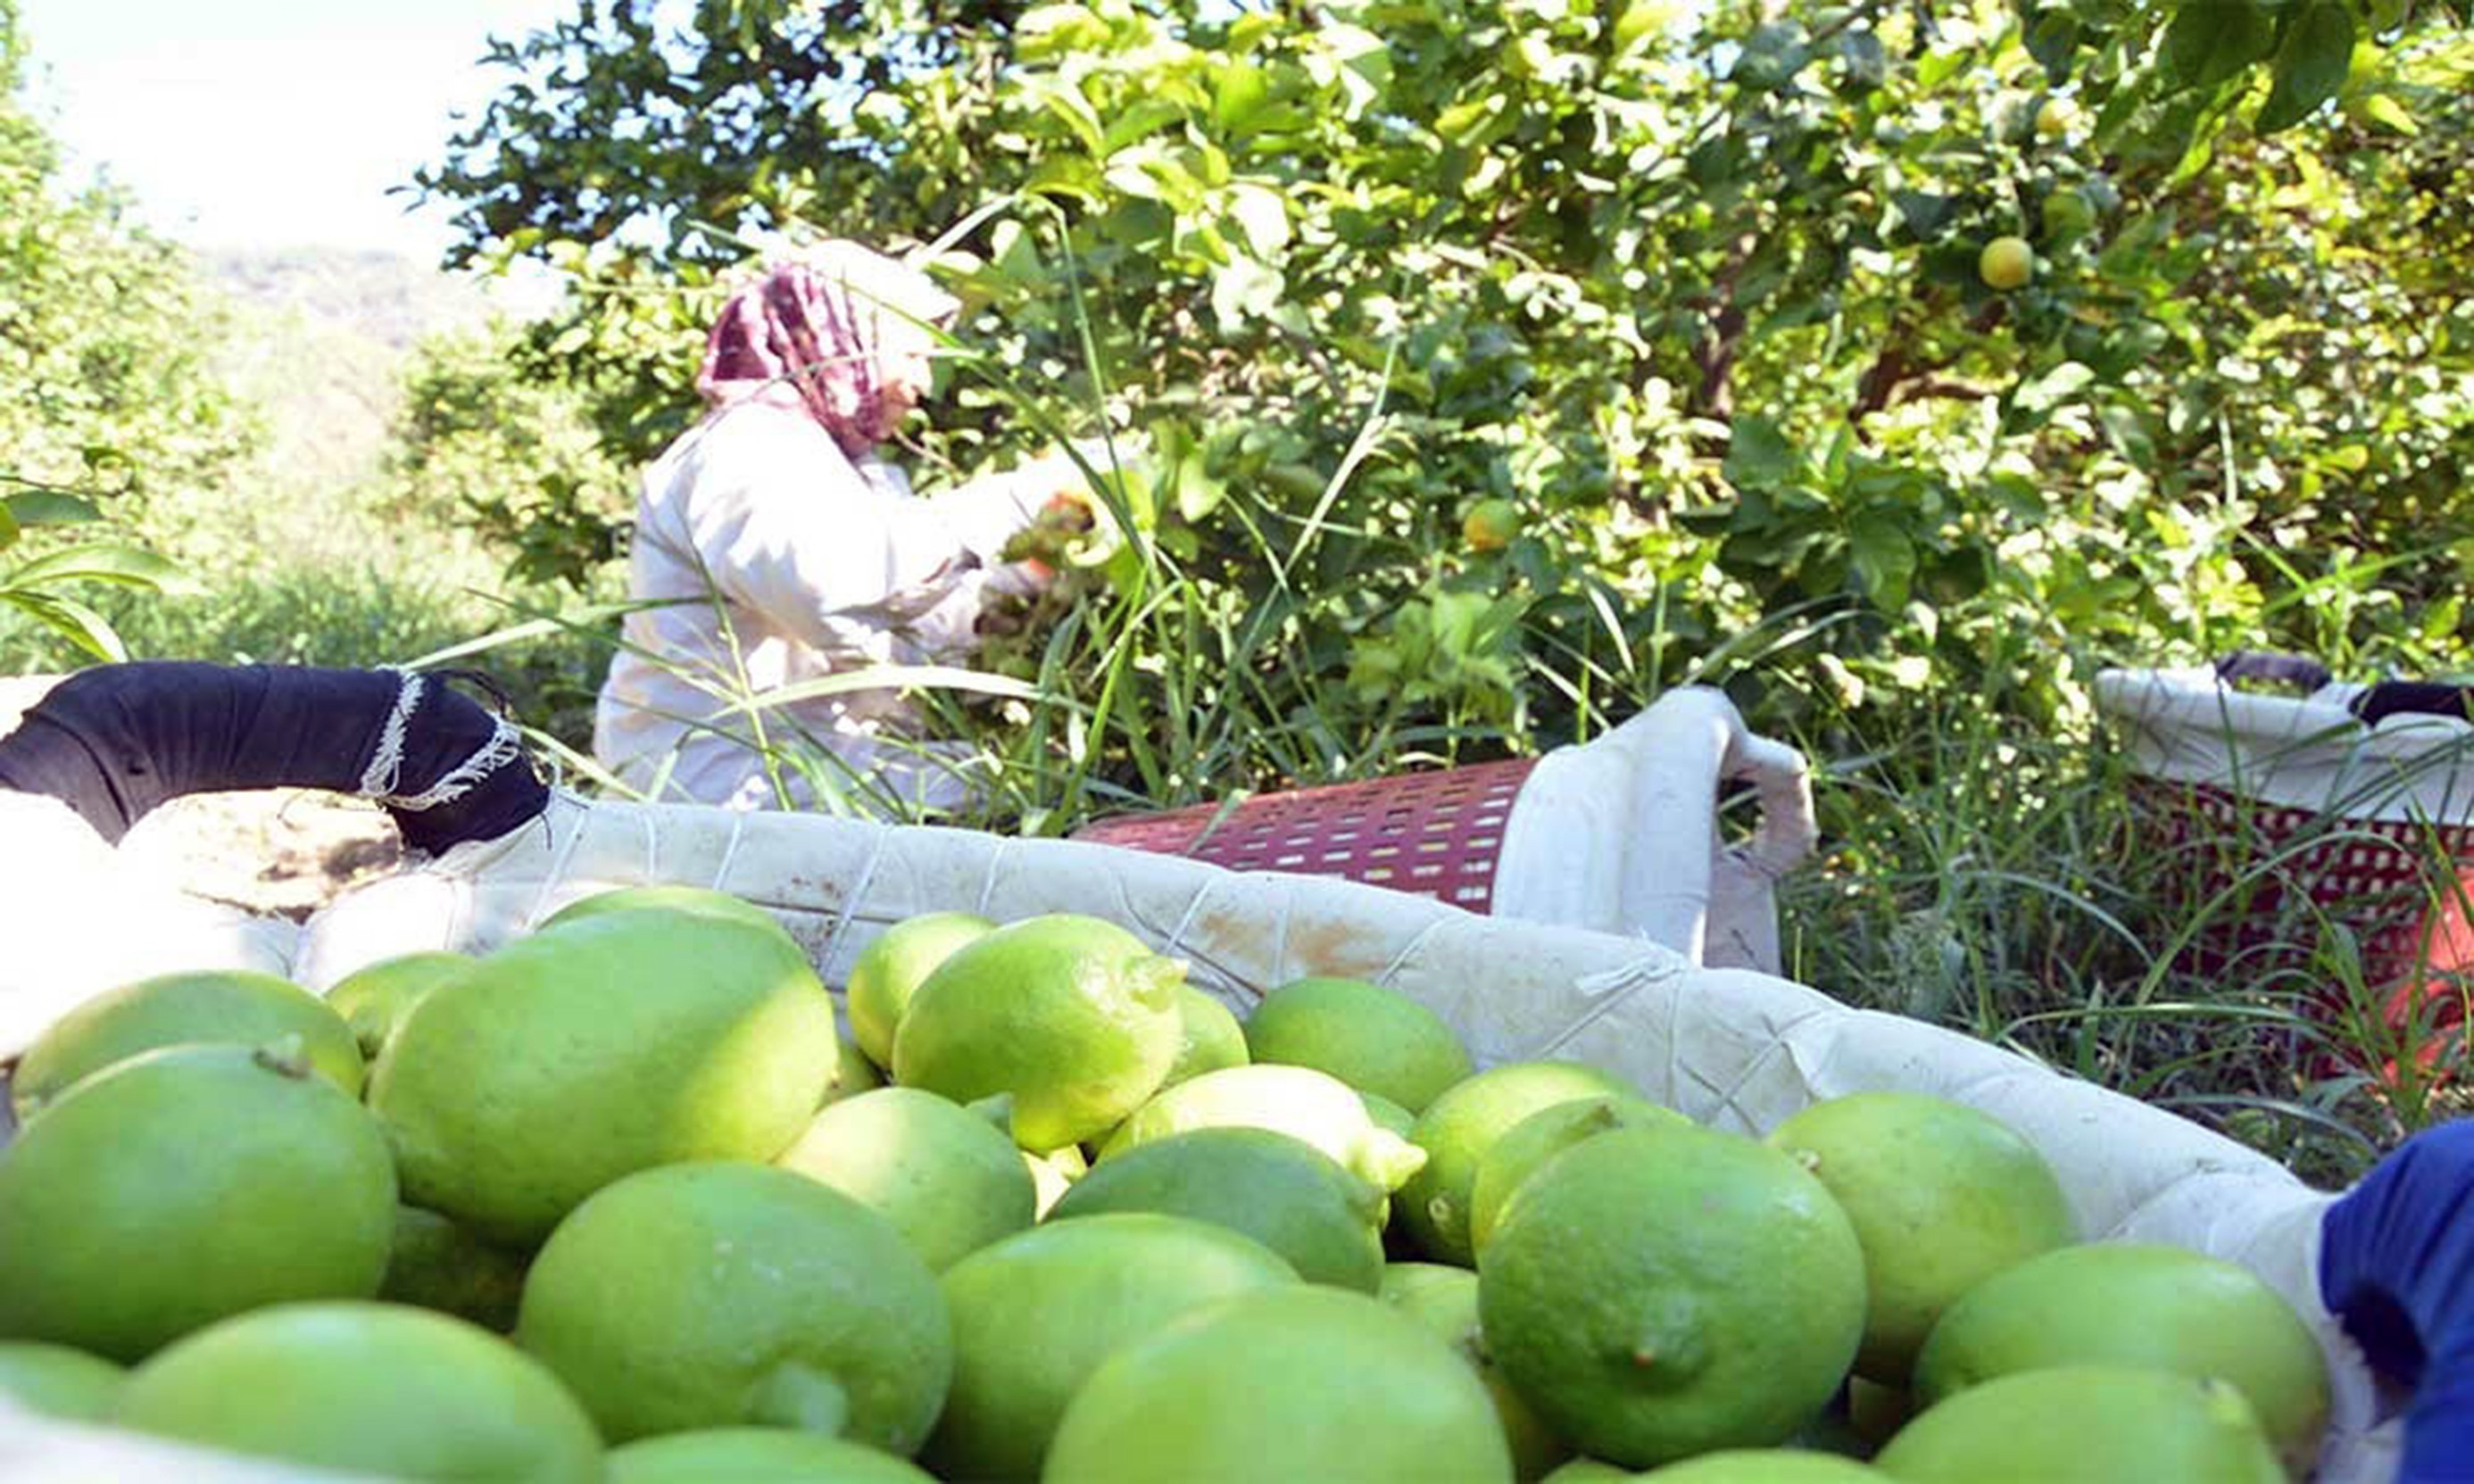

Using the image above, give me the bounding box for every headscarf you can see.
[695,241,961,457]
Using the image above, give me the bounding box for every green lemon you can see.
[0,1044,395,1362]
[1469,1095,1689,1257]
[1764,1092,2075,1383]
[1379,1261,1573,1480]
[1244,976,1475,1113]
[1978,236,2034,290]
[610,1429,939,1483]
[514,1161,951,1451]
[370,903,837,1243]
[1362,1090,1417,1139]
[923,1213,1299,1483]
[1025,1145,1084,1218]
[1047,1285,1515,1483]
[1539,1464,1635,1484]
[378,1206,530,1333]
[12,968,363,1119]
[117,1301,602,1482]
[1478,1124,1866,1467]
[322,952,473,1064]
[1166,984,1251,1087]
[892,915,1183,1152]
[1639,1453,1891,1481]
[1872,1364,2284,1483]
[1403,1060,1640,1266]
[1100,1064,1427,1193]
[776,1086,1036,1272]
[0,1342,123,1421]
[845,912,995,1070]
[1913,1242,2330,1474]
[1464,499,1524,553]
[822,1035,886,1107]
[1050,1126,1385,1291]
[540,882,785,933]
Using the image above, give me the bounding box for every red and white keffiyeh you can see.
[694,242,961,457]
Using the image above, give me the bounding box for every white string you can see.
[357,666,527,814]
[356,667,423,799]
[385,715,523,812]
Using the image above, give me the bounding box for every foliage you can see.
[382,323,635,590]
[0,0,262,660]
[414,0,2470,751]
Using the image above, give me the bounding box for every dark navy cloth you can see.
[2321,1119,2474,1482]
[0,662,545,854]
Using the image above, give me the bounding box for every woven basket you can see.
[1073,759,1536,914]
[2098,659,2474,1077]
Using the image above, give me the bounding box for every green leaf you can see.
[1847,511,1915,608]
[0,501,15,554]
[2024,13,2080,85]
[2353,92,2419,136]
[1,490,104,527]
[4,542,195,594]
[0,592,127,663]
[2013,361,2097,417]
[2254,4,2354,134]
[1723,416,1797,488]
[2163,1,2275,90]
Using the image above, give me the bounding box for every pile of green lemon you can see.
[0,888,2330,1482]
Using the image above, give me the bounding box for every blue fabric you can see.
[2322,1119,2474,1482]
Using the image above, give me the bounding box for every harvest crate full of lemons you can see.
[0,888,2329,1482]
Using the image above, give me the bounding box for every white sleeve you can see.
[668,410,1046,651]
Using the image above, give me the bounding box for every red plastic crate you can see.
[1072,759,1540,913]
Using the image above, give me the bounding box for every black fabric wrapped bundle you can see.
[0,662,548,855]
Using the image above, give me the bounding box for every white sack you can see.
[0,792,299,1061]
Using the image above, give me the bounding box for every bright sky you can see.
[16,0,577,260]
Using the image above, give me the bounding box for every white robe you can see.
[592,399,1054,817]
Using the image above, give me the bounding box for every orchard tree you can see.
[409,0,2471,762]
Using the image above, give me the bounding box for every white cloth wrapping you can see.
[592,399,1065,815]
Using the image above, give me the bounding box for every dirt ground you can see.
[0,675,403,921]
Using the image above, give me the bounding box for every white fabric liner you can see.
[2097,666,2474,827]
[0,785,2405,1480]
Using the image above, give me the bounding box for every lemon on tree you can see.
[776,1086,1036,1273]
[844,911,994,1070]
[370,900,837,1243]
[514,1161,951,1451]
[1463,499,1523,553]
[1479,1123,1866,1467]
[1872,1364,2285,1483]
[1764,1092,2075,1384]
[116,1302,602,1483]
[12,968,363,1118]
[1635,1453,1890,1481]
[923,1212,1299,1483]
[1100,1063,1427,1193]
[1403,1059,1640,1265]
[1913,1241,2330,1474]
[1979,236,2035,291]
[1046,1285,1515,1483]
[892,914,1184,1152]
[0,1043,395,1362]
[1050,1126,1386,1291]
[1244,975,1474,1113]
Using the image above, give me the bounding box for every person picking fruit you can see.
[591,240,1098,817]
